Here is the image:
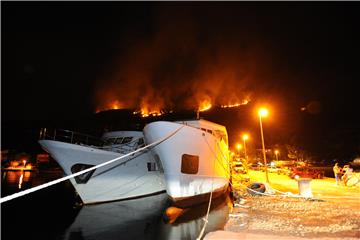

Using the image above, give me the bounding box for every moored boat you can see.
[39,129,166,204]
[143,119,231,208]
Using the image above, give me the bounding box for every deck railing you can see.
[39,128,104,146]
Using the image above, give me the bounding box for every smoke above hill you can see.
[94,5,271,114]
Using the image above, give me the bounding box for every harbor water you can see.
[1,170,231,240]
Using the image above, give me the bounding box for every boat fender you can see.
[247,182,266,196]
[163,206,189,224]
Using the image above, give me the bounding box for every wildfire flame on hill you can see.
[198,98,212,112]
[96,96,250,117]
[221,99,249,108]
[96,100,124,113]
[93,6,258,117]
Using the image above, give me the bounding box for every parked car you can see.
[288,167,324,179]
[233,162,247,174]
[277,167,292,176]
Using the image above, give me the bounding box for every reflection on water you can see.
[63,193,169,240]
[2,170,33,192]
[2,171,231,240]
[158,194,231,240]
[63,193,231,240]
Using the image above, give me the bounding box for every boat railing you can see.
[96,137,145,154]
[39,128,104,146]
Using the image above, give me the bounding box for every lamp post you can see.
[274,150,279,161]
[258,108,269,183]
[242,134,249,160]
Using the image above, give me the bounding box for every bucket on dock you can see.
[296,178,313,198]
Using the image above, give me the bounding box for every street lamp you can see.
[242,134,249,160]
[258,108,269,183]
[236,143,242,157]
[274,150,279,161]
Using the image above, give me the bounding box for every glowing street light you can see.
[242,134,249,160]
[274,150,279,161]
[236,143,242,156]
[258,107,269,183]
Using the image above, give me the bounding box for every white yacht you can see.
[143,119,231,208]
[39,129,166,204]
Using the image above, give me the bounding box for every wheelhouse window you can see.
[137,138,145,148]
[104,137,116,146]
[122,137,133,144]
[181,154,199,174]
[114,137,123,144]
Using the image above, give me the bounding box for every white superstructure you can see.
[143,119,231,208]
[39,130,166,204]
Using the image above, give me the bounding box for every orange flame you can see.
[221,99,250,108]
[133,98,163,117]
[133,108,163,117]
[198,99,212,112]
[96,100,124,113]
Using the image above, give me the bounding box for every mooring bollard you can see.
[297,178,313,198]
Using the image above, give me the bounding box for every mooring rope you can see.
[0,125,184,204]
[196,134,217,240]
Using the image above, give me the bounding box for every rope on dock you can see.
[0,125,184,204]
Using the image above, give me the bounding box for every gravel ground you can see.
[221,171,360,239]
[243,196,359,239]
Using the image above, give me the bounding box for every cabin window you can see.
[71,164,96,184]
[122,137,133,144]
[114,137,123,144]
[137,138,145,147]
[104,137,116,145]
[181,154,199,174]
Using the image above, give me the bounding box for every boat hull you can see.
[144,121,230,208]
[39,140,166,204]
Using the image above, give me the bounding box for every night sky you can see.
[2,2,360,162]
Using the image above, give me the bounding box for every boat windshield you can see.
[103,137,134,146]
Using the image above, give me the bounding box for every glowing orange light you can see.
[25,163,33,169]
[258,108,269,117]
[221,99,250,108]
[199,100,212,112]
[112,101,120,109]
[96,100,125,113]
[242,134,249,141]
[236,143,242,150]
[133,106,163,118]
[18,172,24,189]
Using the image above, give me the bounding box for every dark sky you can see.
[2,2,360,161]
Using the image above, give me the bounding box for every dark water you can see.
[1,170,231,240]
